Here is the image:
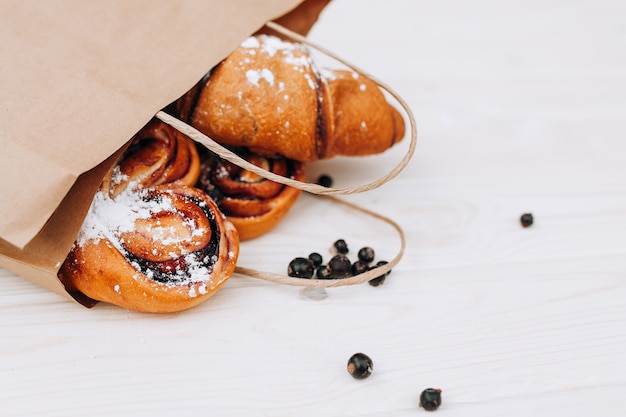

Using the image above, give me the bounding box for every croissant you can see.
[59,121,239,313]
[196,147,305,240]
[177,34,405,162]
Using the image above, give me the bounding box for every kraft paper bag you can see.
[0,0,330,302]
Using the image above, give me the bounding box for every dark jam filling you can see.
[196,150,224,204]
[197,147,298,203]
[124,137,151,158]
[125,194,221,284]
[314,69,327,160]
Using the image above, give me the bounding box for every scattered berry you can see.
[316,264,332,279]
[357,246,375,263]
[368,275,386,287]
[351,260,370,275]
[375,260,390,271]
[316,174,333,188]
[520,212,534,228]
[368,260,391,287]
[347,353,373,379]
[308,252,323,268]
[419,388,442,411]
[333,239,349,254]
[287,257,314,278]
[288,239,387,282]
[329,255,352,278]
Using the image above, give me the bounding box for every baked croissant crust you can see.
[177,34,405,162]
[196,147,305,240]
[59,121,239,313]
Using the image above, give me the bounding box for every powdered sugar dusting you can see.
[240,37,260,49]
[110,165,129,189]
[239,35,317,86]
[184,253,212,282]
[320,68,336,80]
[76,185,173,249]
[283,54,310,67]
[304,73,316,90]
[74,183,219,290]
[243,34,304,59]
[246,68,275,87]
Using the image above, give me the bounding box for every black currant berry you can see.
[419,388,442,411]
[347,353,373,379]
[333,239,349,254]
[520,212,534,228]
[368,275,385,287]
[308,252,323,268]
[368,260,390,287]
[316,174,333,188]
[328,255,352,278]
[287,257,314,278]
[357,246,375,263]
[375,260,390,272]
[316,264,332,279]
[351,260,369,275]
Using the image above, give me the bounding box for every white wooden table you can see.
[2,1,626,415]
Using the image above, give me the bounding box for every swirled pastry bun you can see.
[59,119,239,313]
[59,184,239,313]
[196,148,305,240]
[104,118,201,196]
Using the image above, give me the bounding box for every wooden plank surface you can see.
[2,0,626,415]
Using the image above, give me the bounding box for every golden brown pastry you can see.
[177,34,405,162]
[59,121,239,313]
[105,118,200,197]
[60,184,239,313]
[196,147,305,241]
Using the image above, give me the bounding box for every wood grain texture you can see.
[2,1,626,416]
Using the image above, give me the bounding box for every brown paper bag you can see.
[0,0,330,302]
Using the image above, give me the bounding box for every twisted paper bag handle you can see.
[156,21,417,287]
